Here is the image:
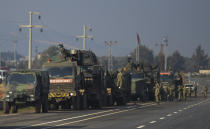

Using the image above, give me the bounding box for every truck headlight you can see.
[8,91,13,94]
[6,95,10,98]
[30,94,34,97]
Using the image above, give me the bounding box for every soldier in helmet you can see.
[117,70,123,89]
[183,85,187,101]
[194,83,198,97]
[203,86,208,98]
[155,81,160,104]
[178,85,183,101]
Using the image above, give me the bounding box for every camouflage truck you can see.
[130,72,148,102]
[141,63,159,101]
[124,59,159,102]
[159,72,176,101]
[42,44,108,109]
[0,70,49,114]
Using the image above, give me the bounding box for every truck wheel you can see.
[35,101,41,113]
[82,94,87,110]
[73,96,80,110]
[11,103,18,113]
[42,95,48,113]
[3,101,10,114]
[107,95,113,106]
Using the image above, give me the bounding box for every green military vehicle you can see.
[130,72,148,102]
[0,70,49,114]
[42,44,108,109]
[159,72,175,101]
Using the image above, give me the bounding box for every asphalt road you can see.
[0,95,209,129]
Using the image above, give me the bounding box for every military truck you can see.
[42,44,107,109]
[0,70,49,114]
[159,72,175,101]
[130,72,148,102]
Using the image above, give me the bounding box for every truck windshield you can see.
[8,73,35,85]
[44,67,73,77]
[160,75,173,83]
[131,73,144,79]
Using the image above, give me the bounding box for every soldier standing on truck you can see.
[117,70,123,89]
[155,81,160,104]
[203,86,208,98]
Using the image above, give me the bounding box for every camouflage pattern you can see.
[0,70,49,113]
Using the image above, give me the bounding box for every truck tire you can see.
[73,96,80,110]
[81,94,87,110]
[107,95,113,106]
[42,95,48,113]
[11,103,18,113]
[35,100,41,113]
[3,101,10,114]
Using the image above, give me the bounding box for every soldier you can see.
[183,85,187,101]
[168,86,174,101]
[178,85,183,101]
[194,84,198,97]
[155,82,160,104]
[203,86,208,98]
[117,70,123,89]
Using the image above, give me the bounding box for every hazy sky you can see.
[0,0,209,57]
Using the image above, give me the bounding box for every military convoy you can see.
[0,70,49,113]
[0,44,188,114]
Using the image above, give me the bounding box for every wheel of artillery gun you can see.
[42,95,48,113]
[3,101,10,114]
[35,100,41,113]
[11,103,18,113]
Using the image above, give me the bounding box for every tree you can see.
[130,45,154,64]
[167,50,185,72]
[32,46,58,69]
[191,45,208,72]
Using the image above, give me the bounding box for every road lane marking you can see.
[149,121,156,124]
[160,117,165,120]
[0,114,19,117]
[15,109,119,129]
[178,110,182,112]
[183,108,187,110]
[16,103,157,129]
[167,114,172,117]
[173,112,178,114]
[137,125,145,128]
[42,109,134,129]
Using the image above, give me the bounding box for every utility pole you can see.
[35,46,38,60]
[11,32,17,68]
[136,33,141,64]
[76,25,93,50]
[105,41,117,71]
[155,36,168,71]
[19,11,43,69]
[163,36,168,71]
